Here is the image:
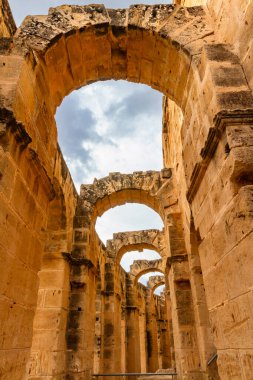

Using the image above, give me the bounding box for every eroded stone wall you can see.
[0,1,252,379]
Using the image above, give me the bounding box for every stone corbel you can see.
[125,305,138,310]
[167,254,188,267]
[187,109,253,203]
[0,109,31,149]
[62,251,94,269]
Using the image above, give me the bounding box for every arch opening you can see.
[120,249,161,272]
[153,284,165,296]
[137,270,164,286]
[96,203,163,243]
[56,80,163,190]
[2,2,253,380]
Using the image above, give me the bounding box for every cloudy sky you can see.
[9,0,169,283]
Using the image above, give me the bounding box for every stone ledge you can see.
[187,109,253,203]
[62,252,94,268]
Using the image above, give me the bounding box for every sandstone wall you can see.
[0,0,16,37]
[174,0,253,92]
[0,1,253,379]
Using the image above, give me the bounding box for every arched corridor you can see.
[0,1,253,380]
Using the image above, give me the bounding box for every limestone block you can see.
[202,263,229,310]
[31,328,66,351]
[42,254,68,271]
[199,185,253,274]
[44,289,69,308]
[239,350,253,380]
[221,293,253,348]
[33,308,67,331]
[28,349,66,377]
[171,261,189,282]
[179,329,198,349]
[217,350,242,380]
[11,174,38,226]
[0,300,34,349]
[0,348,29,380]
[226,124,253,149]
[39,270,68,289]
[222,233,253,300]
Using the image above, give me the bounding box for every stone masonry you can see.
[0,0,252,379]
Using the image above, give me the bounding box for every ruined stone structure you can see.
[0,0,253,379]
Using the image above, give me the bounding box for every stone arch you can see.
[13,4,213,115]
[80,171,170,223]
[129,259,165,285]
[106,229,166,266]
[152,282,166,295]
[73,170,176,264]
[1,3,253,380]
[6,3,252,195]
[147,276,166,294]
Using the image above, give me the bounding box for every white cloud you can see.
[59,81,164,260]
[58,81,163,188]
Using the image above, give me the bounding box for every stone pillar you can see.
[139,310,147,373]
[168,255,204,380]
[137,285,147,373]
[66,255,97,380]
[102,263,122,376]
[155,297,163,369]
[94,275,103,374]
[156,295,172,369]
[126,306,141,374]
[28,251,70,378]
[145,289,159,372]
[125,275,141,375]
[121,306,126,373]
[165,288,175,369]
[188,221,219,379]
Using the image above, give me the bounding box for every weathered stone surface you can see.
[0,0,253,379]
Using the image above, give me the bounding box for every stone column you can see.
[66,255,97,380]
[139,310,147,373]
[28,250,70,378]
[188,221,219,379]
[155,296,163,369]
[138,285,148,373]
[163,285,175,370]
[125,274,141,375]
[156,295,172,369]
[168,255,204,380]
[121,305,126,373]
[101,263,122,376]
[145,289,159,372]
[94,275,103,374]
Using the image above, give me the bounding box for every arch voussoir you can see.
[106,229,166,264]
[13,3,215,115]
[80,171,171,222]
[147,275,165,292]
[130,259,165,284]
